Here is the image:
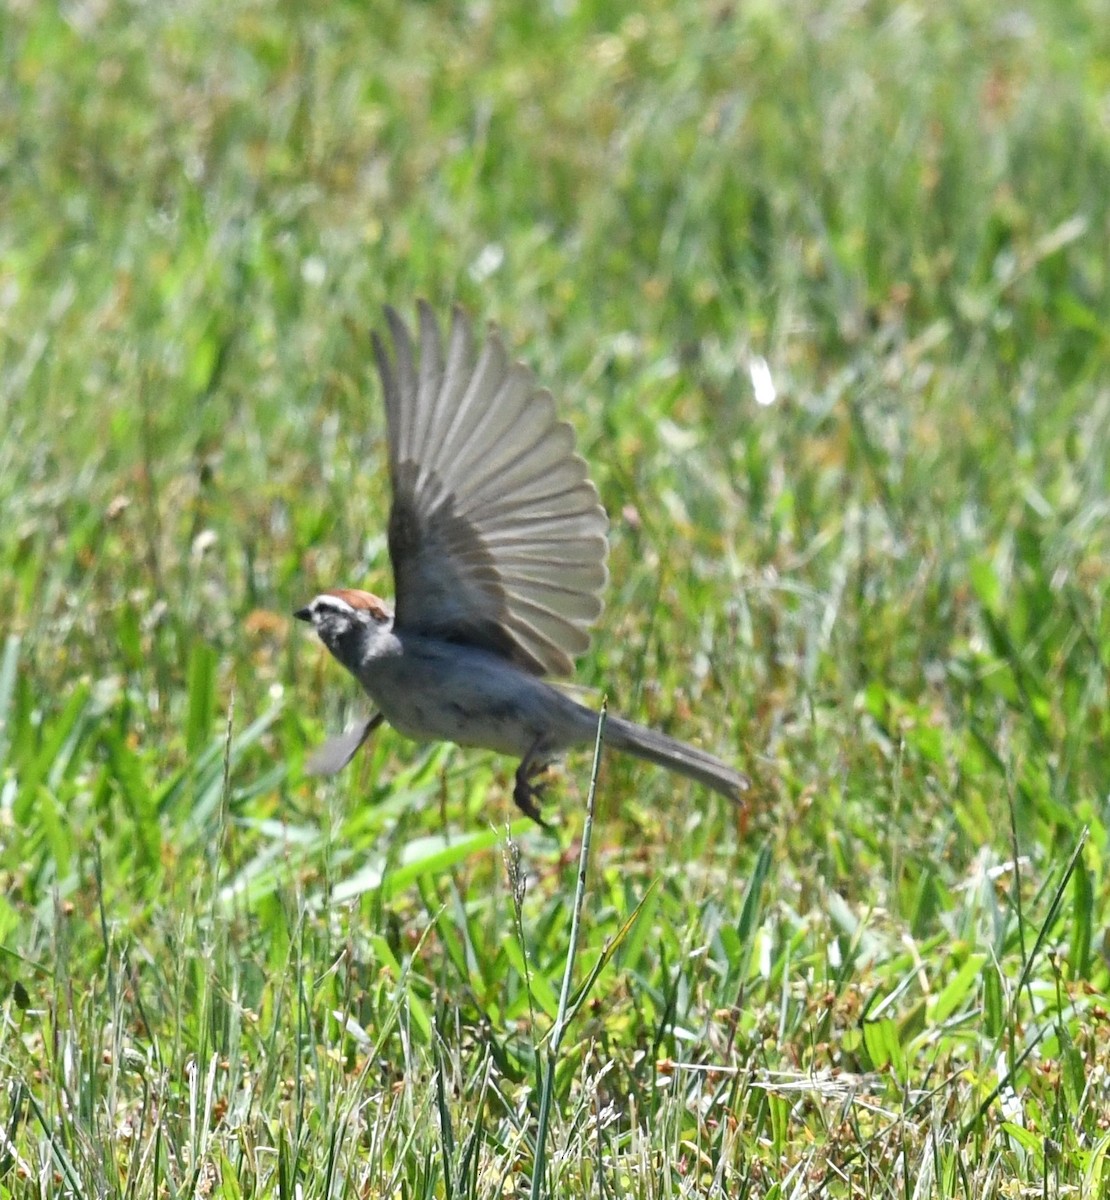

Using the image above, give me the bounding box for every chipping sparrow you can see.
[296,302,749,824]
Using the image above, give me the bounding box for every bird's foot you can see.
[513,764,554,829]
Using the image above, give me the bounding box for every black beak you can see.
[294,606,312,622]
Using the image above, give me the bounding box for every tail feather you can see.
[602,714,749,803]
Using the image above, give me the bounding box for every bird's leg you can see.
[513,738,556,828]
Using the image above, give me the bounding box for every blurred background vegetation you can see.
[2,0,1109,1194]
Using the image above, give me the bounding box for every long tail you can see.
[602,714,749,803]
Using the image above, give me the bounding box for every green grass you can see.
[3,0,1110,1194]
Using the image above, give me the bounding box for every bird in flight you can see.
[296,302,749,824]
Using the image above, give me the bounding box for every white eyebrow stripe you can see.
[313,596,357,615]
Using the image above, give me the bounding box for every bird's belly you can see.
[381,684,534,756]
[357,643,578,758]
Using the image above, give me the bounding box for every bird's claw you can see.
[513,768,554,829]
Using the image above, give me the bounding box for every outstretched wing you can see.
[373,301,609,677]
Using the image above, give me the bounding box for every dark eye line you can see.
[318,600,356,617]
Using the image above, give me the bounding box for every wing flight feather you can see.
[375,301,609,677]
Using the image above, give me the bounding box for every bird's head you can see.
[294,589,394,667]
